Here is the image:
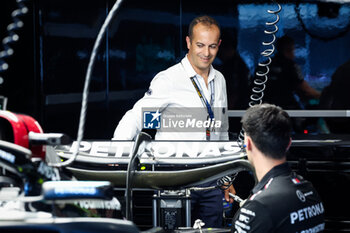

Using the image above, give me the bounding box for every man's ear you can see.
[245,136,252,151]
[186,36,191,50]
[218,39,222,47]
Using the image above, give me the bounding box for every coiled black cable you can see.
[237,2,281,149]
[0,0,29,85]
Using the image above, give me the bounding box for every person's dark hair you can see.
[241,103,292,159]
[188,15,221,40]
[276,35,294,54]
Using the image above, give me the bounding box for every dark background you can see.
[1,0,350,139]
[1,0,350,231]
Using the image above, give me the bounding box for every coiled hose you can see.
[0,0,29,85]
[237,2,282,148]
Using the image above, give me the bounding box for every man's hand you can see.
[224,184,236,204]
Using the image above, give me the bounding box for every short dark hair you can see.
[188,15,221,40]
[276,35,294,53]
[241,104,292,159]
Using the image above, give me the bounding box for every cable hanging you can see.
[49,0,125,167]
[0,0,29,85]
[237,2,281,149]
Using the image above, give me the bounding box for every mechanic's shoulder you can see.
[240,199,273,224]
[267,174,296,192]
[252,176,295,203]
[242,198,269,212]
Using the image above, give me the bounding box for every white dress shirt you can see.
[113,55,228,141]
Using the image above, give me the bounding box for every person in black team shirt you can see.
[232,104,325,233]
